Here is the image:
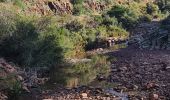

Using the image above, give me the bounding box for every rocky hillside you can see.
[5,0,156,16]
[1,0,170,100]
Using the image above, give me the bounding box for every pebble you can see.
[166,66,170,70]
[150,94,159,100]
[81,93,88,99]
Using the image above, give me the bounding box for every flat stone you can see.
[81,93,88,99]
[166,66,170,70]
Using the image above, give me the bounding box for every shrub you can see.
[0,11,75,67]
[8,81,23,100]
[71,0,84,5]
[102,15,119,26]
[0,0,26,9]
[107,5,139,29]
[104,0,116,5]
[138,14,152,22]
[107,5,128,18]
[121,13,138,29]
[107,26,129,38]
[73,4,85,15]
[65,20,83,32]
[1,19,63,67]
[13,0,26,9]
[0,0,6,2]
[157,0,170,12]
[0,8,17,42]
[162,15,170,31]
[93,15,103,24]
[146,3,159,15]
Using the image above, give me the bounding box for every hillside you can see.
[0,0,170,100]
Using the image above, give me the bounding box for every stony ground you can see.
[35,46,170,100]
[107,45,170,100]
[38,86,124,100]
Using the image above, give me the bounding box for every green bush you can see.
[107,26,129,38]
[102,15,119,26]
[108,5,128,18]
[71,0,84,5]
[13,0,26,9]
[73,4,85,15]
[8,81,23,100]
[0,9,17,41]
[0,0,26,9]
[157,0,170,12]
[138,14,152,22]
[93,15,103,24]
[0,0,6,2]
[146,3,159,15]
[162,15,170,31]
[0,10,75,67]
[107,5,139,29]
[65,20,83,32]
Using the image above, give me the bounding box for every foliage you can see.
[93,15,103,24]
[101,15,119,26]
[71,0,84,5]
[138,14,152,22]
[0,8,17,41]
[72,4,85,15]
[13,0,26,9]
[107,2,160,29]
[108,5,128,18]
[8,81,23,100]
[107,5,139,29]
[107,26,129,38]
[157,0,170,12]
[146,3,159,15]
[162,15,170,31]
[0,0,26,9]
[65,20,83,32]
[0,10,75,67]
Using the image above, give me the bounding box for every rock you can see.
[97,48,104,51]
[146,82,159,90]
[119,67,127,72]
[81,93,88,99]
[165,66,170,71]
[106,97,111,100]
[97,76,106,81]
[0,92,8,100]
[17,75,24,81]
[105,93,110,97]
[132,85,138,90]
[150,94,159,100]
[22,84,30,92]
[0,58,16,73]
[111,68,118,72]
[43,99,53,100]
